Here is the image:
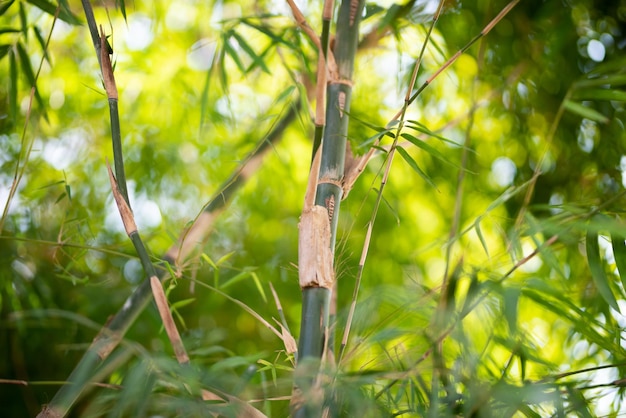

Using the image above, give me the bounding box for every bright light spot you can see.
[179,143,198,163]
[549,192,564,215]
[165,2,195,31]
[136,199,162,228]
[619,155,626,188]
[490,157,516,187]
[187,39,216,71]
[577,118,597,153]
[125,14,154,51]
[519,240,543,273]
[456,54,478,78]
[42,129,87,170]
[123,258,143,284]
[49,89,65,109]
[11,259,34,280]
[587,39,606,62]
[598,234,614,266]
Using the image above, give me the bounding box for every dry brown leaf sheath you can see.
[298,144,335,289]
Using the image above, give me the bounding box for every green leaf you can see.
[33,25,51,64]
[574,74,626,88]
[8,47,17,121]
[221,270,252,289]
[474,220,489,257]
[405,119,463,147]
[16,41,46,114]
[0,44,10,60]
[26,0,82,25]
[251,272,267,303]
[116,0,127,22]
[0,0,15,15]
[230,31,270,74]
[0,27,20,34]
[563,100,609,123]
[571,88,626,102]
[611,231,626,291]
[216,251,236,266]
[201,253,218,270]
[396,146,437,189]
[503,287,520,334]
[170,297,195,311]
[19,1,27,39]
[586,229,619,312]
[223,33,246,74]
[400,132,455,166]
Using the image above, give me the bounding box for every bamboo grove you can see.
[2,0,626,416]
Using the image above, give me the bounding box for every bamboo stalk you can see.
[36,4,302,411]
[293,0,365,415]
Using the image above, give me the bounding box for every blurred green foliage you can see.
[2,0,626,416]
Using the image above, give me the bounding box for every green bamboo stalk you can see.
[293,0,365,415]
[37,5,302,412]
[37,103,301,418]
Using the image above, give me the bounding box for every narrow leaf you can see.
[0,0,15,15]
[8,47,17,121]
[564,100,609,123]
[224,34,246,74]
[503,287,520,334]
[230,31,270,73]
[18,1,27,39]
[0,44,10,60]
[396,146,437,189]
[251,272,267,303]
[33,25,51,64]
[115,0,127,22]
[586,229,620,311]
[26,0,82,25]
[611,231,626,291]
[16,41,45,112]
[574,74,626,88]
[474,220,489,257]
[401,132,459,168]
[571,88,626,102]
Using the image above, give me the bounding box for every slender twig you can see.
[339,0,446,364]
[0,7,59,233]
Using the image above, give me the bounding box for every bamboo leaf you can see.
[0,27,20,35]
[405,119,462,147]
[8,47,17,121]
[216,250,236,266]
[0,44,10,60]
[18,1,27,39]
[563,100,609,123]
[16,41,45,112]
[396,146,437,189]
[250,272,267,303]
[230,31,270,74]
[33,25,51,64]
[170,297,195,311]
[401,133,460,168]
[503,287,520,334]
[224,34,246,74]
[611,231,626,290]
[221,270,252,289]
[26,0,82,25]
[574,74,626,88]
[474,220,489,257]
[116,0,127,22]
[586,229,620,312]
[571,88,626,102]
[0,0,15,15]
